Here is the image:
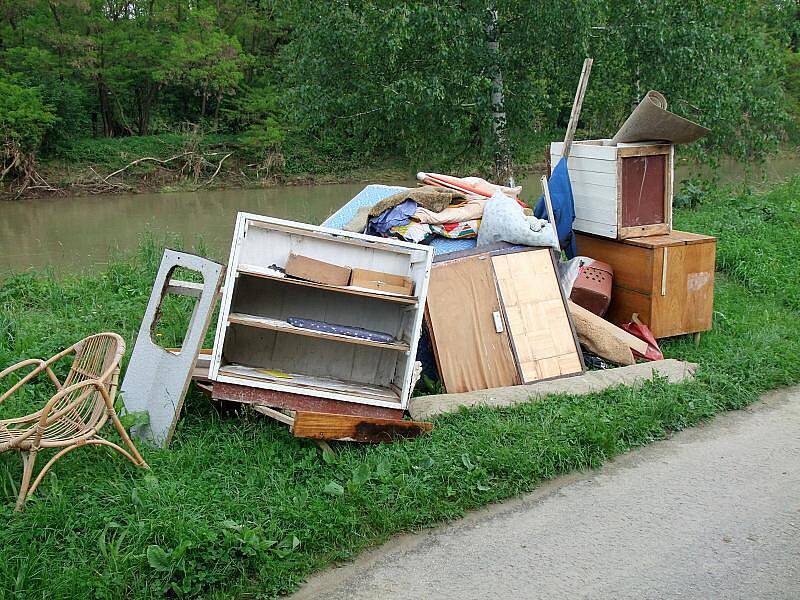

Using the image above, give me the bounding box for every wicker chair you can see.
[0,333,148,511]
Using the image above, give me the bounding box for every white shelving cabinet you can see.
[209,213,434,410]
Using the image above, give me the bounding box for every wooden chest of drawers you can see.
[575,231,716,338]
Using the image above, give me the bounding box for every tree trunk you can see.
[486,6,513,186]
[98,81,115,137]
[213,90,223,127]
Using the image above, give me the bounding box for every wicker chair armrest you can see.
[0,359,60,404]
[0,359,46,380]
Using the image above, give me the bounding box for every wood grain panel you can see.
[651,241,716,337]
[575,233,655,294]
[291,411,432,443]
[425,255,519,393]
[492,251,583,384]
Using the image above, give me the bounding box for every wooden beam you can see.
[562,58,593,160]
[291,411,432,443]
[253,405,295,426]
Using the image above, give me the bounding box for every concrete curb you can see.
[409,358,698,420]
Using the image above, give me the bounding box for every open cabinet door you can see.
[491,250,584,383]
[425,255,519,393]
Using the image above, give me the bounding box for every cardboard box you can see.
[350,268,414,295]
[285,253,351,286]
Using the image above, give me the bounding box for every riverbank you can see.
[2,132,548,201]
[1,177,799,598]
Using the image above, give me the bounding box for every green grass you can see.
[1,177,799,598]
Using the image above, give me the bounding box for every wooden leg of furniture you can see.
[693,332,702,348]
[15,450,37,512]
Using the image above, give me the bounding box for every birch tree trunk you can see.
[486,6,513,186]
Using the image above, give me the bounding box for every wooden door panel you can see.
[491,251,583,384]
[425,255,518,393]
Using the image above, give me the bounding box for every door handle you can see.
[492,311,504,333]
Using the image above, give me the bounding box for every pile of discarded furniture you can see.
[0,57,716,509]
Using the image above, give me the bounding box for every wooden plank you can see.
[291,411,432,443]
[252,405,295,426]
[572,196,617,223]
[227,312,409,352]
[212,381,404,419]
[245,216,418,255]
[573,218,617,238]
[564,156,619,174]
[425,254,519,393]
[551,141,617,161]
[492,250,584,383]
[561,57,593,159]
[619,231,717,248]
[566,169,618,189]
[568,300,649,355]
[237,264,418,305]
[618,222,671,240]
[617,144,672,158]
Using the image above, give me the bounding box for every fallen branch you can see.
[102,152,192,183]
[194,151,233,189]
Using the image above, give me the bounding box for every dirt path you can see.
[292,387,800,599]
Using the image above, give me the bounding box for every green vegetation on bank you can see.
[1,177,799,598]
[1,1,798,197]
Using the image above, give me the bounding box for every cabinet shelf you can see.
[227,313,410,352]
[218,364,401,403]
[237,264,418,305]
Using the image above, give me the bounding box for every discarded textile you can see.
[611,90,710,145]
[343,206,371,233]
[535,159,576,257]
[418,172,524,204]
[323,185,477,255]
[286,317,396,344]
[478,193,559,250]
[414,197,488,225]
[431,220,480,239]
[367,199,417,236]
[390,221,436,244]
[557,256,592,296]
[368,186,465,218]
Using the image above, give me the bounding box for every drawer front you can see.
[575,234,655,295]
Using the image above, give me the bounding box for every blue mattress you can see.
[323,184,476,382]
[322,184,477,255]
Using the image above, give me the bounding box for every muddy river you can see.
[1,153,797,274]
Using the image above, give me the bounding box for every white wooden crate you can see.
[551,139,674,240]
[209,213,433,410]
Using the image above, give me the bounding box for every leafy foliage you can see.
[0,0,796,178]
[0,76,55,152]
